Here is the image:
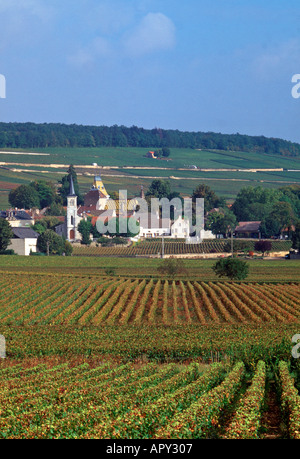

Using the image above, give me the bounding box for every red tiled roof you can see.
[84,189,106,207]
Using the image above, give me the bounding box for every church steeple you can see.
[68,175,76,197]
[67,175,78,241]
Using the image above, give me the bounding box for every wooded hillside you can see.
[0,122,299,157]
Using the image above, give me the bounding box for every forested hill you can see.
[0,122,299,157]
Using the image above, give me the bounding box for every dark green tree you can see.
[254,240,272,257]
[206,209,237,237]
[231,186,280,221]
[146,179,171,200]
[0,219,13,253]
[9,184,40,209]
[192,184,223,214]
[213,257,249,280]
[162,147,171,157]
[268,201,296,237]
[259,217,282,238]
[78,218,93,245]
[44,201,66,216]
[31,216,62,234]
[59,165,84,205]
[37,229,66,255]
[64,240,73,256]
[30,180,56,208]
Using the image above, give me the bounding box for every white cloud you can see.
[68,36,113,67]
[68,10,176,66]
[123,12,176,57]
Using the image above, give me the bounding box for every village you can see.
[0,168,294,257]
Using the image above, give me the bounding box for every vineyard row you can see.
[0,359,298,439]
[0,275,299,326]
[72,240,292,257]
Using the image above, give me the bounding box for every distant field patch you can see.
[0,181,18,190]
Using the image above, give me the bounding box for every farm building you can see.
[138,213,171,238]
[8,227,39,256]
[234,221,261,239]
[146,151,156,158]
[0,209,34,228]
[137,214,195,239]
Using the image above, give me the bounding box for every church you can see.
[55,172,140,242]
[55,172,203,242]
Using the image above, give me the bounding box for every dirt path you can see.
[261,382,284,439]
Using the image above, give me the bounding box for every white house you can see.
[0,210,34,228]
[138,213,171,238]
[8,228,39,256]
[170,216,190,238]
[138,214,190,239]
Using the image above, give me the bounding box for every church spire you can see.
[68,175,76,197]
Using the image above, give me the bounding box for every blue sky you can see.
[1,0,300,143]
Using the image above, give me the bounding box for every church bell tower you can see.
[67,176,78,241]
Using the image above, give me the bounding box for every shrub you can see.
[254,240,272,256]
[1,249,16,255]
[157,257,188,278]
[213,257,249,280]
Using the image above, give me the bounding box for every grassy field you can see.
[1,146,300,169]
[0,255,299,282]
[1,146,300,208]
